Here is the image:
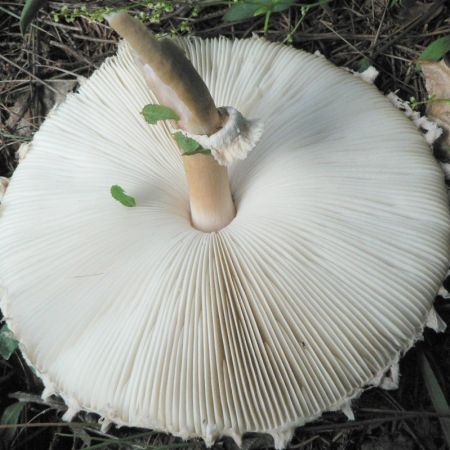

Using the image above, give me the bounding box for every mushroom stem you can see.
[107,12,235,232]
[183,155,235,232]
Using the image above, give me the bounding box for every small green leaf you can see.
[224,0,295,22]
[20,0,47,34]
[172,132,211,156]
[1,402,25,426]
[357,57,371,73]
[419,350,450,447]
[0,325,18,360]
[254,6,269,16]
[0,402,26,444]
[110,185,136,208]
[417,36,450,69]
[224,2,261,21]
[272,0,295,12]
[141,104,179,125]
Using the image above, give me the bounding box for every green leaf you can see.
[0,402,26,443]
[110,185,136,208]
[172,132,211,156]
[224,2,262,21]
[1,402,25,426]
[272,0,295,12]
[141,104,179,125]
[417,36,450,69]
[419,350,450,448]
[254,6,269,15]
[0,325,18,360]
[20,0,47,34]
[357,57,371,73]
[224,0,295,22]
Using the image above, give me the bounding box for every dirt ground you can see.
[1,1,450,449]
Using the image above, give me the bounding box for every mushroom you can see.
[1,13,449,449]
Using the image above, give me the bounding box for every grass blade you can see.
[20,0,47,34]
[0,402,26,444]
[419,349,450,447]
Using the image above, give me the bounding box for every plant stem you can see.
[411,96,450,110]
[284,6,310,44]
[263,11,270,35]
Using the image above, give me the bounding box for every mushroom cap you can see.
[1,38,449,447]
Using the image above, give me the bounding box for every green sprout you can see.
[410,95,450,111]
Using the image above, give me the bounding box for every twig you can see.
[0,53,60,95]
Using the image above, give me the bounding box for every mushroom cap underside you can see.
[0,38,449,448]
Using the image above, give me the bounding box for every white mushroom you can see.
[0,16,449,449]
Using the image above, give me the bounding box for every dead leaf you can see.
[422,59,450,148]
[398,0,444,25]
[5,79,78,137]
[0,177,9,200]
[361,432,416,450]
[40,79,79,116]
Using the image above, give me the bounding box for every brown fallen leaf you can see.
[5,79,78,139]
[398,0,444,25]
[422,59,450,149]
